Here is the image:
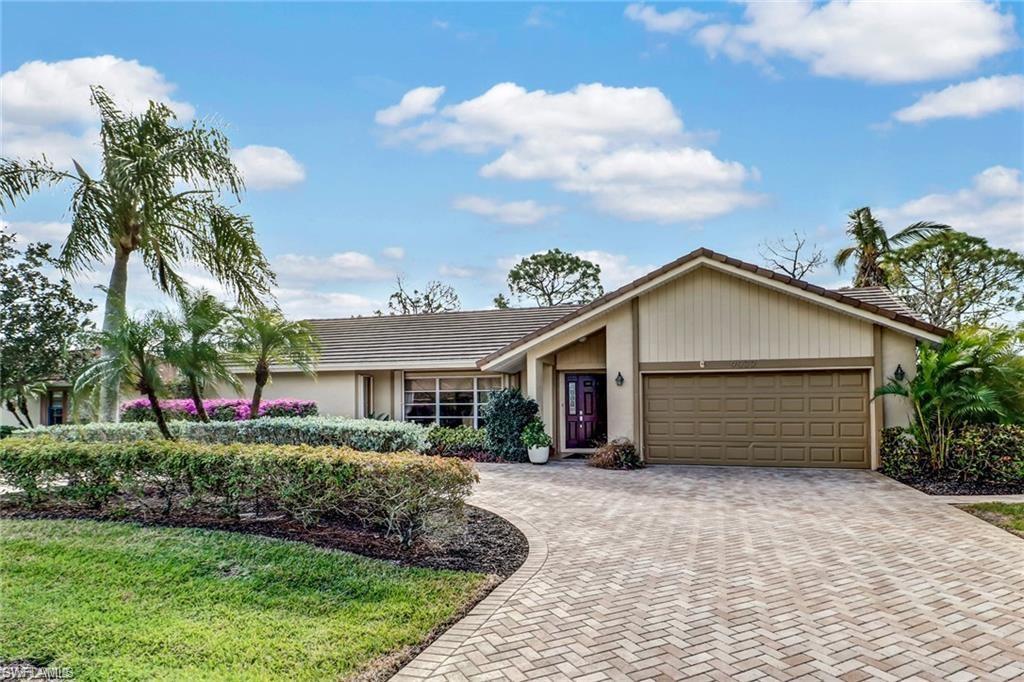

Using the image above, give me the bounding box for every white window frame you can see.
[403,375,501,428]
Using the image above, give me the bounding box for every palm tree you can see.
[157,290,241,422]
[226,308,319,420]
[0,86,275,421]
[833,207,949,287]
[75,314,174,439]
[875,327,1024,470]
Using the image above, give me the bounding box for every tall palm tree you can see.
[75,314,174,439]
[0,86,275,421]
[157,290,241,422]
[227,308,319,419]
[833,207,949,287]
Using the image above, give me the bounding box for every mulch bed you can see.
[0,500,528,576]
[885,475,1024,496]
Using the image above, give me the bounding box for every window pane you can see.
[404,378,436,392]
[568,382,577,415]
[405,404,436,419]
[477,417,487,429]
[477,391,495,403]
[440,404,474,417]
[409,417,437,426]
[440,378,473,391]
[439,390,474,403]
[440,416,473,427]
[405,391,436,404]
[477,377,503,391]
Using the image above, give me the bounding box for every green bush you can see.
[426,426,488,456]
[881,424,1024,484]
[521,418,551,448]
[0,425,15,440]
[587,438,644,470]
[0,437,477,547]
[14,417,427,453]
[480,389,538,463]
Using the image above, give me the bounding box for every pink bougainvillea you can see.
[120,398,317,422]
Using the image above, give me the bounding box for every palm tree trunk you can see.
[249,362,268,420]
[99,248,131,422]
[5,401,27,428]
[145,390,174,440]
[17,395,34,428]
[188,376,209,422]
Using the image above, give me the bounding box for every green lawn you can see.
[0,519,487,681]
[961,502,1024,539]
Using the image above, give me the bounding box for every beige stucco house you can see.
[233,248,946,470]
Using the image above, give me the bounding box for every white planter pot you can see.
[527,446,550,465]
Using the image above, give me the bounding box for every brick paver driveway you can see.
[397,462,1024,681]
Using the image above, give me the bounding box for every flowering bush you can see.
[0,437,476,547]
[15,416,428,453]
[120,398,317,422]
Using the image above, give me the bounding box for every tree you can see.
[759,230,826,280]
[833,207,949,287]
[0,86,275,421]
[227,308,319,419]
[506,249,603,306]
[0,232,95,427]
[875,327,1024,470]
[493,293,511,309]
[157,290,241,422]
[382,277,460,315]
[75,314,175,439]
[888,232,1024,330]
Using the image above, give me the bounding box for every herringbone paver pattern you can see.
[394,463,1024,681]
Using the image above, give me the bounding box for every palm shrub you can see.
[1,86,275,420]
[157,290,241,422]
[226,308,320,419]
[479,389,538,462]
[876,327,1024,471]
[75,314,174,440]
[833,207,948,287]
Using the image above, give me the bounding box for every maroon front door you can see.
[564,373,607,449]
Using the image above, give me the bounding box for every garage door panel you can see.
[643,370,869,469]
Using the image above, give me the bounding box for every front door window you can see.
[564,374,607,449]
[47,390,65,425]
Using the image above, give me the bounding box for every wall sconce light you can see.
[615,372,625,386]
[894,364,906,381]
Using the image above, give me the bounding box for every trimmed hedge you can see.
[121,397,317,422]
[424,426,505,462]
[881,425,1024,484]
[14,417,428,453]
[0,437,476,547]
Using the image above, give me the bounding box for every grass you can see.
[960,502,1024,540]
[0,518,487,681]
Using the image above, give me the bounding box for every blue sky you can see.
[2,1,1022,319]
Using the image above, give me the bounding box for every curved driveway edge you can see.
[392,502,549,681]
[394,462,1024,681]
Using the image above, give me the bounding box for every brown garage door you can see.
[643,370,870,468]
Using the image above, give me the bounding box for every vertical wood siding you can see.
[638,267,873,363]
[556,331,606,369]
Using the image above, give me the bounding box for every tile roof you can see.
[833,286,919,318]
[303,305,579,368]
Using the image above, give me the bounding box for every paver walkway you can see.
[395,462,1024,681]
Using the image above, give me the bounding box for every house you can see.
[236,248,946,469]
[0,382,72,429]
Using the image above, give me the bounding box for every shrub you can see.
[521,418,551,448]
[15,417,428,453]
[0,437,476,547]
[0,425,15,440]
[425,426,494,460]
[587,438,644,470]
[881,424,1024,484]
[480,389,538,463]
[120,397,318,422]
[879,427,926,479]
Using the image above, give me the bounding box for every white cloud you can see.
[1,56,194,168]
[624,3,706,34]
[272,252,395,282]
[893,74,1024,123]
[381,246,405,260]
[231,145,306,190]
[878,166,1024,250]
[375,86,446,126]
[696,1,1018,83]
[273,287,380,320]
[385,82,762,223]
[439,264,481,278]
[1,220,71,246]
[452,195,562,225]
[573,250,654,289]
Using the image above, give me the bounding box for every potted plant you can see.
[521,417,552,465]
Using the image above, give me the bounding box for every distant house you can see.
[231,247,945,469]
